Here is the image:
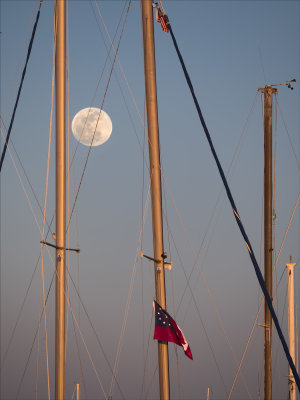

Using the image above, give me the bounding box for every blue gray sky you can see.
[1,1,299,399]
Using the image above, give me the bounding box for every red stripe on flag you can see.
[160,18,169,33]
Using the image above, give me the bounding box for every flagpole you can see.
[141,1,170,398]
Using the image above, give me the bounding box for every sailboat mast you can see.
[141,0,170,398]
[286,257,297,400]
[259,84,277,400]
[55,0,66,398]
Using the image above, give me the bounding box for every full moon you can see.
[71,107,112,147]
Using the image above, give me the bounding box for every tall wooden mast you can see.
[55,0,66,398]
[258,84,277,400]
[141,0,170,398]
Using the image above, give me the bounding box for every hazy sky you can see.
[1,1,299,399]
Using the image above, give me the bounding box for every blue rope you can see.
[167,21,300,392]
[0,3,42,172]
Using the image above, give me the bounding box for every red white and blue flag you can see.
[155,7,169,33]
[153,300,193,360]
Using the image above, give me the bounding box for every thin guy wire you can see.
[67,0,131,231]
[227,300,263,400]
[0,0,39,124]
[0,214,54,372]
[0,117,53,233]
[37,10,58,397]
[109,183,151,397]
[274,193,300,286]
[277,102,300,170]
[163,178,252,398]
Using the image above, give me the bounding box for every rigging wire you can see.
[166,19,300,391]
[162,176,252,398]
[64,287,109,400]
[145,353,159,400]
[69,82,88,400]
[39,249,51,400]
[71,152,87,399]
[157,172,231,394]
[274,283,288,397]
[71,384,77,400]
[14,244,121,399]
[74,0,126,150]
[92,0,154,151]
[90,0,151,159]
[63,263,126,399]
[274,193,300,284]
[35,263,43,400]
[165,92,259,307]
[0,214,54,372]
[277,102,300,170]
[140,309,155,400]
[67,6,88,396]
[164,220,228,396]
[70,296,88,399]
[15,272,55,399]
[0,0,43,172]
[36,10,58,397]
[15,257,114,400]
[159,93,259,321]
[140,99,147,395]
[67,0,131,231]
[61,0,128,191]
[109,183,151,397]
[0,124,48,241]
[100,2,143,130]
[227,300,263,400]
[0,1,39,121]
[0,118,53,234]
[162,174,184,398]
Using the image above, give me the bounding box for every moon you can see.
[71,107,112,147]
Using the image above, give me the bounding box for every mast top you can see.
[286,256,297,268]
[258,79,296,93]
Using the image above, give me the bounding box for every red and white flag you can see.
[155,7,169,33]
[153,300,193,360]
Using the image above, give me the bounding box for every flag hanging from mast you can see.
[153,300,193,360]
[154,3,169,33]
